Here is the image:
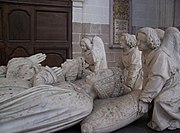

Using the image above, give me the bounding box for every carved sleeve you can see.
[119,60,125,70]
[33,66,58,86]
[0,66,7,78]
[125,64,139,89]
[139,51,170,103]
[125,49,141,89]
[119,52,125,70]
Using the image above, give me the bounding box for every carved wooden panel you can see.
[9,10,31,40]
[0,0,72,66]
[0,6,5,65]
[0,48,5,65]
[35,47,68,67]
[35,10,68,41]
[7,46,33,60]
[0,8,2,41]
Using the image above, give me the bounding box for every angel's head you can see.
[119,33,137,49]
[136,27,160,51]
[80,37,93,52]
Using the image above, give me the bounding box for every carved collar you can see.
[122,47,135,55]
[143,48,159,66]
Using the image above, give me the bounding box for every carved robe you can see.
[120,47,142,90]
[140,48,180,131]
[0,68,93,133]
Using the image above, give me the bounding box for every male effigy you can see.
[0,54,93,133]
[0,35,143,133]
[1,30,179,133]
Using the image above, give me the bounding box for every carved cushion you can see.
[81,90,143,133]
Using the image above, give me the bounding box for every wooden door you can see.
[0,0,72,67]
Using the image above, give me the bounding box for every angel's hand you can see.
[138,100,149,115]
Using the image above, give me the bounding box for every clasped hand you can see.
[138,100,149,115]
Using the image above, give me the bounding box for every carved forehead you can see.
[120,33,130,39]
[137,32,146,40]
[137,27,157,37]
[119,35,125,40]
[80,38,91,44]
[136,27,160,48]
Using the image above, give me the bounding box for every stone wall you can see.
[131,0,179,33]
[72,0,121,68]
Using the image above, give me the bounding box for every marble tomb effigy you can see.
[0,29,179,133]
[0,54,93,133]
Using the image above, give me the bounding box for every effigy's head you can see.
[6,58,39,81]
[86,67,125,99]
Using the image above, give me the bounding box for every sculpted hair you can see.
[137,27,160,49]
[80,37,93,50]
[120,33,137,48]
[155,28,165,42]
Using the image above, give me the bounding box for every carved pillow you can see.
[81,90,143,133]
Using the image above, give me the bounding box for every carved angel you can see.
[119,33,142,91]
[80,36,108,72]
[136,27,180,131]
